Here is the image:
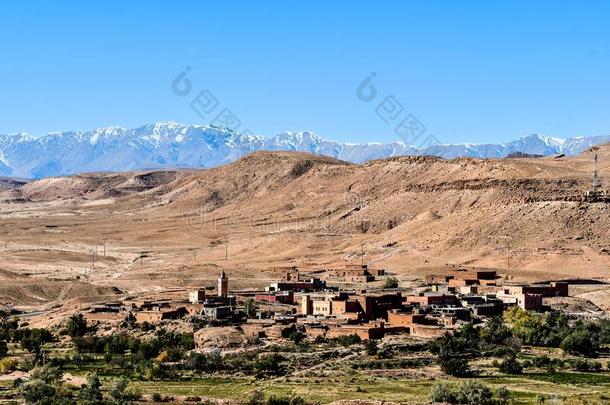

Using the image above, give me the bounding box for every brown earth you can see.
[0,146,609,311]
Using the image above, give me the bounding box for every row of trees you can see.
[431,308,610,377]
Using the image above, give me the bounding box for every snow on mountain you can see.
[0,122,609,178]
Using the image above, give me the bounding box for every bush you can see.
[0,357,18,374]
[495,387,513,405]
[108,377,141,403]
[455,381,494,405]
[430,381,508,405]
[267,396,305,405]
[382,277,399,289]
[498,354,523,375]
[288,330,306,345]
[364,339,378,355]
[440,356,470,377]
[254,354,285,377]
[573,358,590,372]
[333,334,361,347]
[430,382,455,403]
[140,321,155,332]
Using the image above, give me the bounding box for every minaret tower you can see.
[592,153,600,191]
[218,270,228,298]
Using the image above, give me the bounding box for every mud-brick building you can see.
[134,307,188,323]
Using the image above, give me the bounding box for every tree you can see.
[480,316,512,346]
[19,365,66,405]
[432,332,472,377]
[382,277,399,289]
[498,353,523,375]
[79,372,102,403]
[67,313,88,337]
[560,329,597,356]
[20,328,53,354]
[244,298,256,318]
[108,377,140,404]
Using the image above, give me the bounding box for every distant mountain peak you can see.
[0,122,608,178]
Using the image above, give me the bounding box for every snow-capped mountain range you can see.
[0,122,609,178]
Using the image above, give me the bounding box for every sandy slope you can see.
[0,146,608,308]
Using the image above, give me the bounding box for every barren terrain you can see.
[0,145,609,313]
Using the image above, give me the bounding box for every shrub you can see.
[382,277,399,289]
[430,381,501,405]
[440,356,470,377]
[0,357,18,374]
[254,354,285,377]
[288,330,306,345]
[266,396,305,405]
[573,358,590,372]
[495,387,513,405]
[333,334,361,347]
[108,377,141,403]
[498,354,523,375]
[140,321,155,332]
[430,382,455,403]
[364,339,378,355]
[455,381,494,405]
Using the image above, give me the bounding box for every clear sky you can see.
[1,1,610,144]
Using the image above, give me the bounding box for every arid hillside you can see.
[0,146,609,309]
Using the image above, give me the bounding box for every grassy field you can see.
[127,372,610,404]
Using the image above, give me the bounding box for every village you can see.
[80,262,574,344]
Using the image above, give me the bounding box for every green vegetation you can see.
[431,381,513,405]
[244,298,257,318]
[382,277,399,289]
[0,308,609,404]
[66,313,88,338]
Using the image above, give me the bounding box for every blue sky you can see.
[1,1,610,144]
